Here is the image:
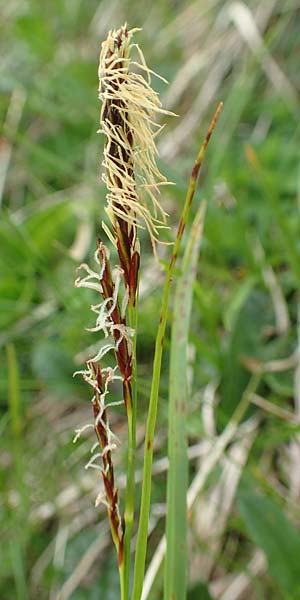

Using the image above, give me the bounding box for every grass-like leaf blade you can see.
[164,202,206,600]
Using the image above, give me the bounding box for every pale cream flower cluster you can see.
[98,23,172,248]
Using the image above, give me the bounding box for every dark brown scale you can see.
[102,38,139,297]
[129,251,140,305]
[89,362,123,547]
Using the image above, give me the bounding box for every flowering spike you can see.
[98,24,172,251]
[75,25,174,589]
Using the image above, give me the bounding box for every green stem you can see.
[131,102,223,600]
[106,508,125,599]
[123,297,139,598]
[119,562,126,600]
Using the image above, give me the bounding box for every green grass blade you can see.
[131,103,223,600]
[164,201,207,600]
[6,344,28,598]
[9,539,28,600]
[6,342,22,437]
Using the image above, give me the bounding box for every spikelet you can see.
[75,23,174,568]
[98,23,172,249]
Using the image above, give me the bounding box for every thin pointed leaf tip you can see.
[98,24,173,250]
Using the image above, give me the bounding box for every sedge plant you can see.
[74,24,222,600]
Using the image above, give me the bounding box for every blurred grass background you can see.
[1,1,300,599]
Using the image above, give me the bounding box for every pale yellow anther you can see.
[98,24,173,250]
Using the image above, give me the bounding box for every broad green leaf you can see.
[239,491,300,597]
[188,582,214,600]
[219,290,271,425]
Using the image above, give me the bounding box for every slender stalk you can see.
[123,300,139,598]
[131,102,223,600]
[119,564,125,600]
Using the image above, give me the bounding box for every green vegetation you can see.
[1,1,300,599]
